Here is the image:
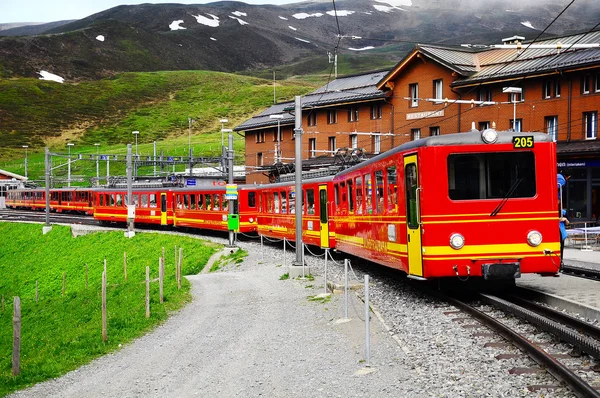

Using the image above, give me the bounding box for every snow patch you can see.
[374,0,412,6]
[169,20,186,30]
[232,11,247,17]
[349,46,374,51]
[192,13,220,27]
[292,12,323,19]
[288,26,297,31]
[278,16,288,20]
[373,5,393,12]
[295,37,310,43]
[229,16,249,25]
[38,71,64,83]
[95,35,105,41]
[326,10,355,17]
[521,21,536,29]
[210,37,217,41]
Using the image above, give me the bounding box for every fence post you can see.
[104,259,107,276]
[173,246,176,277]
[178,248,183,290]
[365,274,370,367]
[102,271,107,342]
[159,257,164,304]
[324,249,329,294]
[62,272,66,297]
[12,297,21,376]
[145,266,150,318]
[124,252,128,281]
[35,280,39,303]
[344,259,349,319]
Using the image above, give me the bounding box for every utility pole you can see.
[293,95,303,274]
[43,148,52,235]
[125,144,135,238]
[227,134,235,247]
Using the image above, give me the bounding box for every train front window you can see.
[448,152,536,200]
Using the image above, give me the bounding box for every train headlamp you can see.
[527,230,542,247]
[449,233,465,250]
[481,128,498,144]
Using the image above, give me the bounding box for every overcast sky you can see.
[1,0,301,23]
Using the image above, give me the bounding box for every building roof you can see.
[235,70,389,132]
[0,168,26,181]
[234,101,295,132]
[378,30,600,89]
[557,139,600,156]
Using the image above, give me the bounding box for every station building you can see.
[235,30,600,223]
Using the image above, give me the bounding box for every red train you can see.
[6,188,94,215]
[6,128,561,282]
[256,129,561,281]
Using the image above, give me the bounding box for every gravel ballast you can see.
[10,228,575,397]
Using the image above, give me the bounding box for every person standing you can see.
[559,209,569,269]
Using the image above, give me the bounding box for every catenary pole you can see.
[294,96,303,267]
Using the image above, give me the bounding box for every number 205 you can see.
[512,136,534,148]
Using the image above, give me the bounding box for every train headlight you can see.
[249,217,254,223]
[527,230,542,247]
[481,128,498,144]
[449,233,465,250]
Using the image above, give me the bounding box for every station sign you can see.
[186,179,197,187]
[225,184,238,200]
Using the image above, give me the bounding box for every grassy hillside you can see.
[0,222,222,396]
[0,71,317,182]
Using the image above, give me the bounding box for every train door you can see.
[160,192,167,225]
[404,154,423,277]
[319,184,329,248]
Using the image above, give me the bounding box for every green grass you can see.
[0,70,317,182]
[209,248,248,272]
[0,222,221,396]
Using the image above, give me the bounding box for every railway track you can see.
[562,265,600,281]
[0,209,98,225]
[439,290,600,396]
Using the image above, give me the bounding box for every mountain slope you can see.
[0,0,598,81]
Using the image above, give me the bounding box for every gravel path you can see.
[9,227,577,397]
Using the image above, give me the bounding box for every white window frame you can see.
[350,134,358,149]
[308,138,316,157]
[433,79,443,100]
[373,134,381,154]
[328,136,336,156]
[411,128,420,141]
[409,83,418,107]
[546,116,558,141]
[327,110,337,125]
[510,118,523,133]
[584,111,598,139]
[430,126,440,136]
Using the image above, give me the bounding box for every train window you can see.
[248,192,256,208]
[387,166,398,212]
[375,170,384,214]
[133,194,139,207]
[150,194,157,208]
[213,195,220,210]
[222,195,229,211]
[190,194,197,209]
[266,193,272,213]
[355,177,363,214]
[99,194,104,206]
[141,195,148,208]
[448,152,536,200]
[334,184,340,206]
[320,189,328,223]
[306,189,315,214]
[109,194,115,206]
[281,191,287,214]
[205,194,212,210]
[274,192,280,213]
[116,194,123,206]
[348,179,354,212]
[289,192,295,214]
[365,173,373,214]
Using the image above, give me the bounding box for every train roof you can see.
[254,175,335,190]
[336,130,553,177]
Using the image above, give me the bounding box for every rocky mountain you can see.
[0,0,598,81]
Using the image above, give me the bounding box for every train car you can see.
[6,188,94,215]
[93,187,174,226]
[256,176,335,248]
[332,129,560,281]
[172,185,258,233]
